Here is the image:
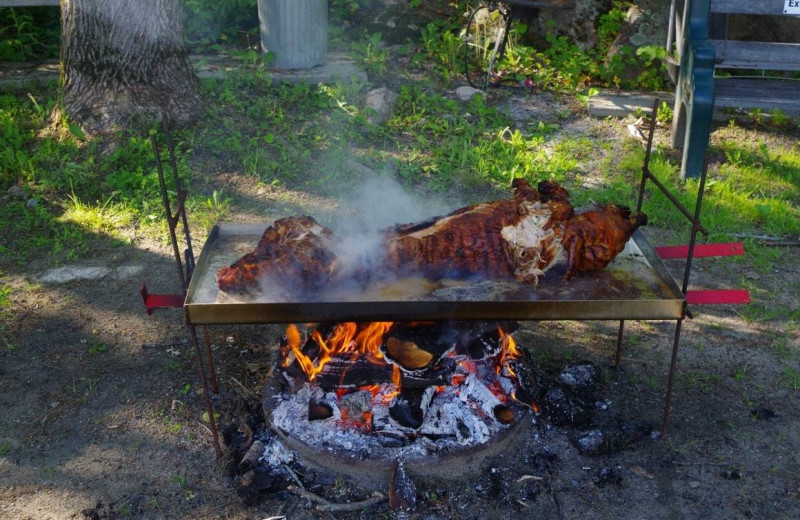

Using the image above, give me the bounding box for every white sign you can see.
[786,0,800,15]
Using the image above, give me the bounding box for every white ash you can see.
[261,436,294,466]
[268,374,521,460]
[460,373,504,418]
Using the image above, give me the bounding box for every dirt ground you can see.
[2,14,800,520]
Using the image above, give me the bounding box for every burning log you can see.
[389,387,435,429]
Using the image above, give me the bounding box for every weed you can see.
[0,440,11,456]
[656,101,673,125]
[88,341,108,355]
[782,367,800,390]
[351,33,390,74]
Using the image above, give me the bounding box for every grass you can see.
[0,6,798,309]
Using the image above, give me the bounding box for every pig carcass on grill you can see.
[216,179,647,294]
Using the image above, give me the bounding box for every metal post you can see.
[190,325,223,458]
[202,326,219,394]
[151,133,187,292]
[614,320,625,367]
[661,319,683,435]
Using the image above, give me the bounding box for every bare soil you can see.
[2,29,800,520]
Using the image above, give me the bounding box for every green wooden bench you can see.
[0,1,59,6]
[667,0,800,179]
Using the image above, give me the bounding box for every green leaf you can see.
[68,123,86,140]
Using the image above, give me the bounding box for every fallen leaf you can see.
[517,475,544,483]
[629,465,655,479]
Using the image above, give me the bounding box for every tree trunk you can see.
[61,0,203,135]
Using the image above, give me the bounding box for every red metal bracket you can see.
[140,284,184,315]
[655,242,744,259]
[686,289,751,305]
[655,243,749,305]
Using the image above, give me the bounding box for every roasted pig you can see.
[216,179,647,294]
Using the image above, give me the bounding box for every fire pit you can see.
[261,321,539,484]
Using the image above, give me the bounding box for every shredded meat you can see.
[215,179,647,294]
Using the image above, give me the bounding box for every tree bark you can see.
[61,0,203,135]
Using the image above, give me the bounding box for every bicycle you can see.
[462,0,574,91]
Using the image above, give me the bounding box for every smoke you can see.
[329,174,454,282]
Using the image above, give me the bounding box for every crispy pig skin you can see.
[215,180,647,293]
[216,216,340,294]
[562,205,648,280]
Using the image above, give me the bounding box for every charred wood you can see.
[388,459,417,512]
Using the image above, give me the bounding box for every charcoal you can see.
[720,469,742,480]
[239,440,265,471]
[556,362,601,401]
[339,390,373,419]
[308,400,333,421]
[540,387,592,428]
[593,466,623,488]
[571,420,652,455]
[493,404,515,424]
[389,388,433,429]
[389,459,417,511]
[460,372,503,417]
[457,321,518,360]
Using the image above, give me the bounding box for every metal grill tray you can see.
[184,224,685,325]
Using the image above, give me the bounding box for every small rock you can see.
[7,185,25,199]
[26,198,38,208]
[365,87,398,125]
[593,466,622,488]
[721,469,742,480]
[751,407,779,420]
[455,85,482,102]
[688,480,701,488]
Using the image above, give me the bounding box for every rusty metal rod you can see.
[202,326,219,394]
[681,158,710,295]
[636,99,708,237]
[614,320,625,367]
[151,133,188,292]
[165,131,196,277]
[661,318,683,435]
[635,100,659,215]
[190,325,222,458]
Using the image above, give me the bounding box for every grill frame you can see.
[184,226,685,325]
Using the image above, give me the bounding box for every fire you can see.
[496,324,521,375]
[281,321,536,425]
[283,322,393,381]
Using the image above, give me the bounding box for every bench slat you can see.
[711,40,800,70]
[0,1,60,5]
[710,0,798,15]
[715,77,800,110]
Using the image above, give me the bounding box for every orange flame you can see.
[284,322,393,381]
[496,324,520,375]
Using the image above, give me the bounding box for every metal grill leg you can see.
[614,320,625,367]
[661,319,683,435]
[202,326,219,394]
[190,325,223,457]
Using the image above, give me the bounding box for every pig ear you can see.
[612,205,632,219]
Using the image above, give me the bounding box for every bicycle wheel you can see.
[462,3,512,90]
